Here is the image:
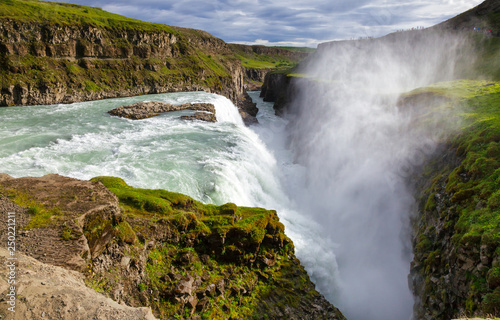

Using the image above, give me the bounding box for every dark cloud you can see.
[50,0,482,47]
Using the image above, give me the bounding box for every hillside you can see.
[0,0,260,120]
[400,80,500,319]
[228,44,313,90]
[437,0,500,34]
[0,174,345,319]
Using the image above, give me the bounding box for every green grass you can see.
[0,0,176,33]
[85,176,336,319]
[0,186,63,228]
[271,46,316,53]
[229,44,307,70]
[410,79,500,317]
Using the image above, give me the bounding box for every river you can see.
[0,89,419,320]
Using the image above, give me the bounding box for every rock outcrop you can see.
[0,174,119,272]
[108,101,216,121]
[0,247,157,320]
[180,112,217,122]
[245,68,271,90]
[400,82,500,319]
[260,71,303,116]
[0,174,346,320]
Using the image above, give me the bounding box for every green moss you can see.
[425,193,437,211]
[0,187,62,228]
[86,176,333,319]
[61,227,79,241]
[115,221,137,244]
[481,288,500,314]
[84,212,114,244]
[0,0,176,33]
[487,267,500,289]
[411,80,500,317]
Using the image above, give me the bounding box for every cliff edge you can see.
[0,173,345,320]
[0,0,262,122]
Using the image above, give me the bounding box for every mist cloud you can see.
[281,30,472,320]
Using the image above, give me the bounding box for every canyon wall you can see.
[0,2,259,120]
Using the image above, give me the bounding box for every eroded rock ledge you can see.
[0,174,345,319]
[0,247,157,320]
[108,101,216,121]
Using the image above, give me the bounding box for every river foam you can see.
[0,92,340,309]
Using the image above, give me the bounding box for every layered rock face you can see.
[0,1,255,120]
[0,247,157,320]
[0,174,345,320]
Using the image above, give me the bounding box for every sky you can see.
[51,0,484,47]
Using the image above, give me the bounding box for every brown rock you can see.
[175,276,195,295]
[180,112,217,122]
[0,174,119,272]
[108,101,216,120]
[0,248,157,319]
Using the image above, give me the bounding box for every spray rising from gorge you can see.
[0,27,478,320]
[279,30,473,320]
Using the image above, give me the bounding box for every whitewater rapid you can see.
[0,91,340,308]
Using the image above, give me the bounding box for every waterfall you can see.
[277,31,470,320]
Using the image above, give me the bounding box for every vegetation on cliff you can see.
[0,174,344,319]
[406,80,500,319]
[227,44,312,91]
[228,44,311,70]
[0,0,244,106]
[90,176,344,319]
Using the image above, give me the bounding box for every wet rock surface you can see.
[108,101,216,121]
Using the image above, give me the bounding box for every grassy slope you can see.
[409,80,500,316]
[228,44,310,69]
[88,176,343,319]
[0,0,175,32]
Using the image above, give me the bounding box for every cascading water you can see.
[0,91,339,309]
[0,30,473,320]
[275,31,472,320]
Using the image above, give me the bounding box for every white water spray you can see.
[280,31,471,320]
[0,29,473,319]
[0,90,343,317]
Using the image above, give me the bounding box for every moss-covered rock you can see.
[0,174,344,319]
[90,176,345,319]
[407,80,500,319]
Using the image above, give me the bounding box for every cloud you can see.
[50,0,483,47]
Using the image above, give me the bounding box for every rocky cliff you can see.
[404,81,500,319]
[0,173,345,320]
[259,70,298,116]
[0,0,260,122]
[0,247,157,320]
[228,44,312,91]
